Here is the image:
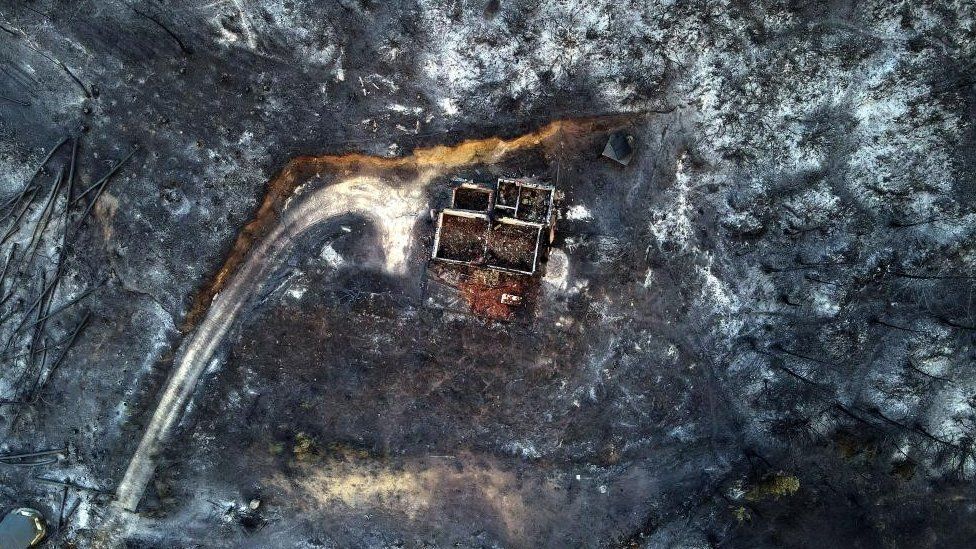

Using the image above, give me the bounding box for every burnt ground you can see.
[1,1,976,548]
[137,149,707,547]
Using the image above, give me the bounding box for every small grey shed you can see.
[602,131,635,166]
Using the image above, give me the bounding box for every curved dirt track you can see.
[115,176,429,511]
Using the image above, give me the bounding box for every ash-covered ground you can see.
[1,1,975,547]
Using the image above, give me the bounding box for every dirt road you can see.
[114,175,429,511]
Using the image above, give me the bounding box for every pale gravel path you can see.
[114,175,429,511]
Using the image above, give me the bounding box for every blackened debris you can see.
[486,218,541,273]
[496,178,520,209]
[452,183,494,211]
[432,210,489,263]
[514,183,554,223]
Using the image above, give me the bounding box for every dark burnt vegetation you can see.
[0,132,135,543]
